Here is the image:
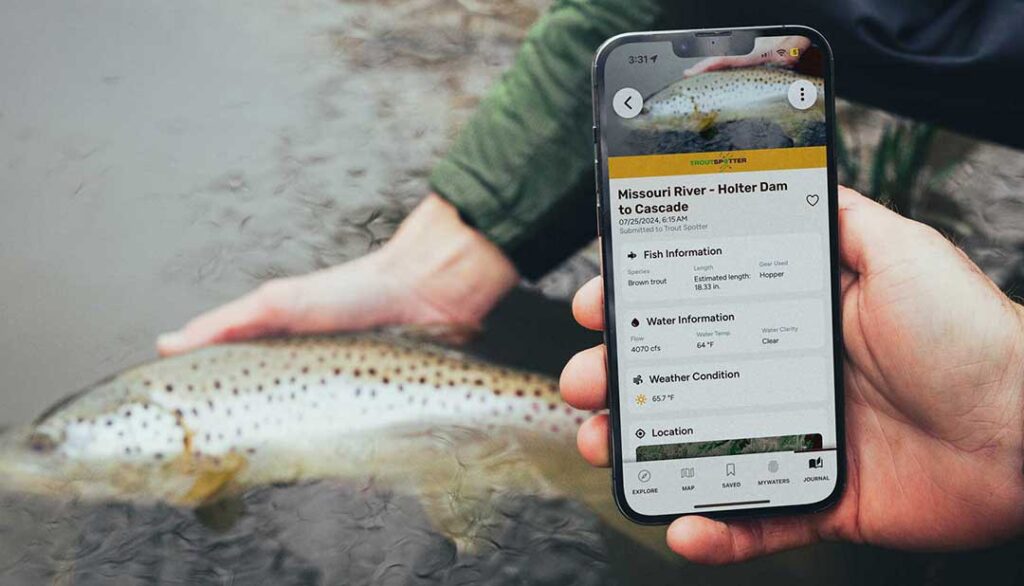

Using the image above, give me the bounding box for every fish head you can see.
[0,375,214,502]
[25,377,186,463]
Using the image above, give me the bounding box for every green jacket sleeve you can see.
[428,0,669,280]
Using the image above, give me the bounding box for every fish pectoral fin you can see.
[384,324,481,347]
[194,493,247,532]
[173,453,247,506]
[695,111,719,134]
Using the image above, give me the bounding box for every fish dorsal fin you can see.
[381,324,481,347]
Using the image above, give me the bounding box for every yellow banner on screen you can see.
[608,146,826,179]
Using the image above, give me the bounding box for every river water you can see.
[1,1,1022,584]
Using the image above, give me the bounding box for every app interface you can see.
[599,35,839,515]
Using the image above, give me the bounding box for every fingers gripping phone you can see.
[592,26,844,522]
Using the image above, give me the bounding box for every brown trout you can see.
[0,334,662,551]
[630,67,825,135]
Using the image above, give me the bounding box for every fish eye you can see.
[28,432,58,453]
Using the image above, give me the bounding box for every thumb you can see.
[836,186,918,276]
[666,514,825,564]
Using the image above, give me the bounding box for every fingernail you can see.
[157,332,183,351]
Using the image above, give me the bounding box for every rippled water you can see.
[1,1,1022,584]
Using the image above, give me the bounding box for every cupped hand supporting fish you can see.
[157,195,519,356]
[562,187,1024,564]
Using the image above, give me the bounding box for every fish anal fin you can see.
[401,427,553,554]
[513,433,680,562]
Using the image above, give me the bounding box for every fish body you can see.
[1,334,583,505]
[0,333,676,555]
[631,67,825,134]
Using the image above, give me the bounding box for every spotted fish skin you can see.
[631,67,825,133]
[2,334,584,504]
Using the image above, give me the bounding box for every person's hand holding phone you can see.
[562,187,1024,563]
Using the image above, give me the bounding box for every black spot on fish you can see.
[214,381,222,390]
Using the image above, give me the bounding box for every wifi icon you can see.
[776,49,786,57]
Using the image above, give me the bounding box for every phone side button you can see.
[596,203,602,236]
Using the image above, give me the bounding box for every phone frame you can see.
[592,25,846,524]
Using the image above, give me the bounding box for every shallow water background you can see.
[1,1,1023,584]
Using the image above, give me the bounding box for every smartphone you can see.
[592,26,843,522]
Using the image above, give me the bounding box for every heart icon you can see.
[806,194,819,206]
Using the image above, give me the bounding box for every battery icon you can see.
[789,47,800,57]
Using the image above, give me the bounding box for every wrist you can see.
[373,194,519,325]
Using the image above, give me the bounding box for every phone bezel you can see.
[592,25,846,524]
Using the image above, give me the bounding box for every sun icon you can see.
[634,393,647,407]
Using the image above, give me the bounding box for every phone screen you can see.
[594,28,842,520]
